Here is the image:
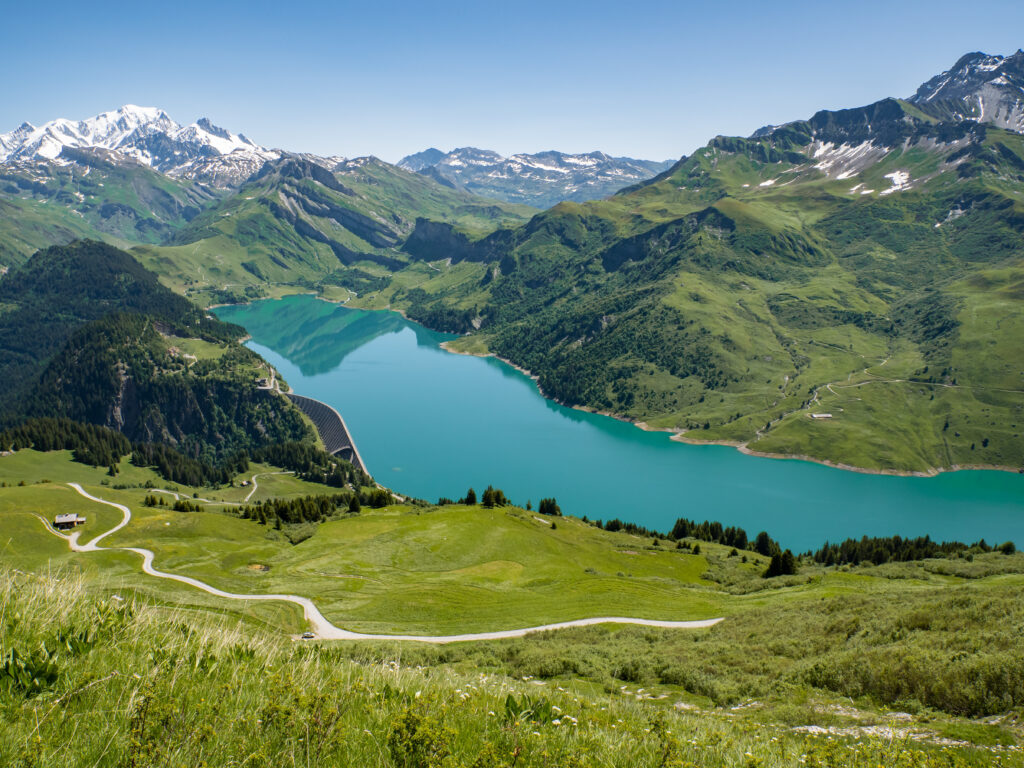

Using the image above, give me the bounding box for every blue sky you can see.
[3,0,1023,162]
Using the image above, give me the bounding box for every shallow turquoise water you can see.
[216,295,1024,552]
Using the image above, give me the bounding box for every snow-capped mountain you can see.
[720,49,1024,200]
[0,105,278,188]
[397,147,674,207]
[909,49,1024,132]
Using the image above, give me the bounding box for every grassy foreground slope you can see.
[1,451,1023,764]
[3,572,1020,768]
[3,454,1024,709]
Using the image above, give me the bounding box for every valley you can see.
[219,294,1024,550]
[1,51,1009,474]
[1,41,1024,768]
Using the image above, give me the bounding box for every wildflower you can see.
[552,719,561,726]
[415,690,421,698]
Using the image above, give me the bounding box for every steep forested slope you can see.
[0,241,313,465]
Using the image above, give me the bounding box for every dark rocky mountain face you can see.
[909,49,1024,132]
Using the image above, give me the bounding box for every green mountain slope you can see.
[132,155,535,305]
[0,148,223,262]
[374,100,1024,472]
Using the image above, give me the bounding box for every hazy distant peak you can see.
[397,146,674,206]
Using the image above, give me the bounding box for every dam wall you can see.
[285,392,367,473]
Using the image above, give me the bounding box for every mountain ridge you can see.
[0,105,278,189]
[397,146,675,206]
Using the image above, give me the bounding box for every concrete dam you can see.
[285,393,367,473]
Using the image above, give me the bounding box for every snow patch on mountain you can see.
[810,140,889,178]
[880,171,911,195]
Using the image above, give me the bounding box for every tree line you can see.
[250,442,369,488]
[0,418,378,496]
[131,442,248,487]
[0,418,131,469]
[237,487,393,527]
[813,534,1017,566]
[437,487,561,515]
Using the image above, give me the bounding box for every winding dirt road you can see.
[243,471,293,502]
[47,484,723,643]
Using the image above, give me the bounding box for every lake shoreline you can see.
[223,293,1021,481]
[218,294,1024,551]
[440,340,1020,479]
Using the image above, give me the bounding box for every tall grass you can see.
[0,569,1017,767]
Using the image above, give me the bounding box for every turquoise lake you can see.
[216,294,1024,552]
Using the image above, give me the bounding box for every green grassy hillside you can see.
[1,450,1022,765]
[362,107,1024,473]
[132,156,534,306]
[0,149,223,260]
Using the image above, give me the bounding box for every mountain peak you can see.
[0,106,274,185]
[196,117,231,140]
[397,147,445,172]
[908,50,1024,132]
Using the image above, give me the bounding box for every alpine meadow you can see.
[1,9,1023,765]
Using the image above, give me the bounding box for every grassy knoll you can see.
[0,450,333,505]
[112,502,729,634]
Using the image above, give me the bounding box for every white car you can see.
[300,631,316,640]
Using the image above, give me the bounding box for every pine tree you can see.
[764,549,798,578]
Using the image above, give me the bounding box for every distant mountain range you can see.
[0,107,673,206]
[398,147,675,207]
[1,49,1024,474]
